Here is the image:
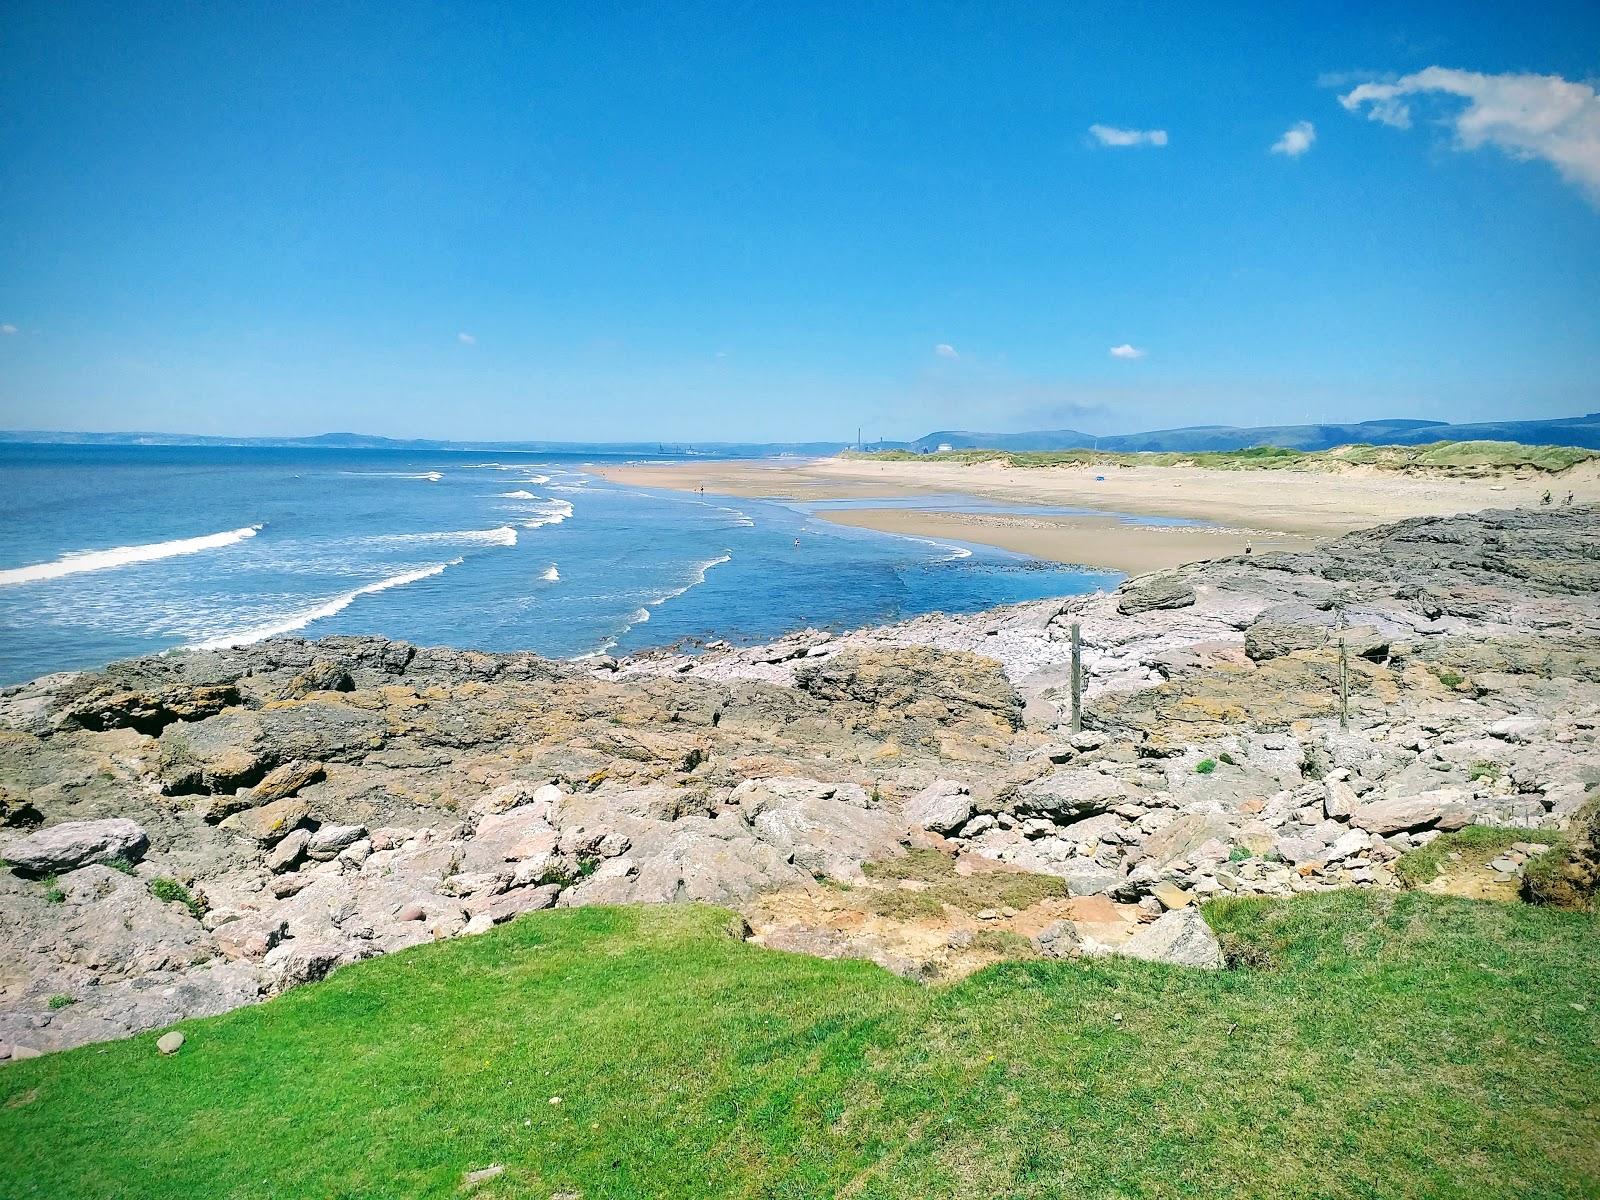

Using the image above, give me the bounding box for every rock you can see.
[2,818,148,876]
[304,824,366,861]
[1245,618,1329,662]
[1150,881,1193,910]
[792,646,1023,728]
[232,797,310,845]
[1116,572,1196,615]
[1323,779,1359,820]
[1032,919,1081,959]
[1488,715,1551,743]
[1012,769,1130,819]
[265,828,311,873]
[904,780,973,835]
[1324,829,1371,862]
[243,759,326,805]
[462,1165,505,1190]
[1350,790,1471,835]
[156,1030,185,1055]
[282,661,354,697]
[1116,908,1223,970]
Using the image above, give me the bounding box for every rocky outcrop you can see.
[1,506,1596,1059]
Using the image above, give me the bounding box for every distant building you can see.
[937,443,953,453]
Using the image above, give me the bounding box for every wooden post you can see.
[1070,623,1082,734]
[1338,632,1350,731]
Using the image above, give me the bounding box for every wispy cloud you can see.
[0,324,17,335]
[1340,67,1600,206]
[1109,343,1145,360]
[457,332,476,345]
[934,343,959,359]
[1271,120,1317,157]
[1089,124,1168,148]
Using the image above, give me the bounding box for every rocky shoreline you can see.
[2,506,1597,1060]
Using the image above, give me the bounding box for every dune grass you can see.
[850,440,1599,476]
[2,890,1597,1199]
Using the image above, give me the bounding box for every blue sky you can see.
[1,1,1597,442]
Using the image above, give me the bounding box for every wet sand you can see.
[594,456,1584,572]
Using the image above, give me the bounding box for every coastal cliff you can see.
[2,506,1596,1059]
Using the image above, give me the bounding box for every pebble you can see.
[156,1030,185,1055]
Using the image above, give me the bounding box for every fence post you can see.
[1070,623,1083,734]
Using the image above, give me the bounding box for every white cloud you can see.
[0,324,17,335]
[457,332,476,345]
[934,343,959,359]
[1109,344,1145,360]
[1271,120,1317,157]
[1089,124,1168,148]
[1340,67,1600,206]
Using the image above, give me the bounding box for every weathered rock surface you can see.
[1,506,1596,1057]
[2,818,148,876]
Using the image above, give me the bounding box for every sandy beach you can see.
[595,456,1595,572]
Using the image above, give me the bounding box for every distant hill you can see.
[909,414,1600,453]
[5,412,1598,456]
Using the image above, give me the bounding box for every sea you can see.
[0,444,1126,687]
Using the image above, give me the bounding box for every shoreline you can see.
[593,454,1597,573]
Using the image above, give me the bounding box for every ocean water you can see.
[0,445,1121,686]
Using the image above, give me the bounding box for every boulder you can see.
[1350,790,1471,835]
[303,824,366,861]
[243,759,325,805]
[904,780,973,835]
[1012,769,1130,819]
[231,797,309,844]
[1116,572,1195,615]
[156,1031,185,1055]
[1116,908,1223,970]
[2,818,148,876]
[1323,779,1358,820]
[264,828,311,873]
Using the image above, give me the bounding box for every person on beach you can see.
[1541,490,1552,505]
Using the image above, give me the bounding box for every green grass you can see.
[846,439,1599,476]
[148,877,207,921]
[1393,826,1563,890]
[2,892,1597,1198]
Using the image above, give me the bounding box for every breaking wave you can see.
[373,526,517,547]
[499,490,538,500]
[541,564,560,582]
[192,560,459,650]
[0,524,263,587]
[517,498,573,528]
[649,552,732,607]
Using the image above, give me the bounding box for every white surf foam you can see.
[192,560,458,649]
[373,526,517,547]
[0,524,263,587]
[541,564,560,582]
[499,490,539,500]
[649,552,732,607]
[518,498,574,529]
[340,471,442,481]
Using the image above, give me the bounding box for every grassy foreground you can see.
[849,440,1599,475]
[2,892,1597,1199]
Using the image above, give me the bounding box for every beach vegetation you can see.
[1,893,1596,1197]
[846,440,1599,477]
